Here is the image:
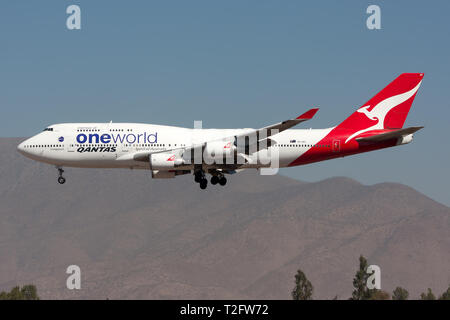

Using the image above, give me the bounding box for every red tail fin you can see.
[337,73,424,143]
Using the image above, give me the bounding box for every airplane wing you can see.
[128,108,319,163]
[356,126,423,143]
[240,108,319,140]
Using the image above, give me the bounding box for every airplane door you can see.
[67,137,75,152]
[332,139,340,153]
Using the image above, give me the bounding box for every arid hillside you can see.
[0,138,449,299]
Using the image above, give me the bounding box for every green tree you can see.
[8,286,22,300]
[0,284,39,300]
[420,288,436,300]
[392,287,409,300]
[292,269,313,300]
[438,285,450,300]
[369,290,390,300]
[351,255,376,300]
[21,284,39,300]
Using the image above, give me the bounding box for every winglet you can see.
[296,108,319,120]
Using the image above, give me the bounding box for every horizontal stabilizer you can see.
[356,126,424,143]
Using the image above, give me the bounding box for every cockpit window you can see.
[43,128,54,131]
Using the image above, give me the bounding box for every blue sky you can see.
[1,1,449,205]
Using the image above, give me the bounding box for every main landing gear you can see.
[194,170,227,189]
[210,175,227,186]
[57,167,66,184]
[194,171,208,189]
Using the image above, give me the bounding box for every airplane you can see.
[17,73,424,189]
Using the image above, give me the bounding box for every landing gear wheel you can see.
[211,176,219,185]
[219,176,227,186]
[199,179,208,189]
[57,167,66,184]
[194,170,204,183]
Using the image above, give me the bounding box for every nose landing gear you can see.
[57,167,66,184]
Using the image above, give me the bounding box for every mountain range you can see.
[0,137,449,299]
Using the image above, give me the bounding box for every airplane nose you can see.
[17,141,26,154]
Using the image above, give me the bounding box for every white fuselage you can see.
[17,123,333,170]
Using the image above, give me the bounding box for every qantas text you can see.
[77,146,117,153]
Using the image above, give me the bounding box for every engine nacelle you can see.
[150,153,184,170]
[203,140,236,160]
[201,137,274,165]
[397,134,413,145]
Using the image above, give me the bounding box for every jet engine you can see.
[203,140,236,159]
[149,153,185,170]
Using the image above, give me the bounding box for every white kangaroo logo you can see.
[345,81,421,144]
